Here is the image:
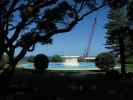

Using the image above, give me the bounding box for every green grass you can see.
[14,67,105,77]
[126,64,133,68]
[115,64,133,72]
[126,64,133,72]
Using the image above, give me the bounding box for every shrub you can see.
[50,55,63,62]
[95,52,116,71]
[33,54,49,72]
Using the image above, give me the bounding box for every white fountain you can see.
[63,56,80,69]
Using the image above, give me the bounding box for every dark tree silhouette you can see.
[33,54,49,72]
[105,0,133,76]
[0,0,106,77]
[95,52,116,71]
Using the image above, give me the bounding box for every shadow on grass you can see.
[0,68,133,100]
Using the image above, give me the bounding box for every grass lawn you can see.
[127,64,133,72]
[14,67,105,78]
[12,67,114,79]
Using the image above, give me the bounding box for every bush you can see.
[33,54,49,72]
[95,52,116,71]
[50,55,63,62]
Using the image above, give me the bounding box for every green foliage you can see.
[127,0,133,21]
[105,1,133,74]
[38,20,57,33]
[33,54,49,71]
[37,1,75,33]
[105,3,133,59]
[126,56,133,64]
[45,2,70,22]
[95,52,116,71]
[106,0,127,9]
[50,55,63,62]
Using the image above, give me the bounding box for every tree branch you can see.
[15,48,27,64]
[78,0,86,12]
[9,0,59,45]
[37,0,59,8]
[5,0,19,34]
[39,3,106,44]
[39,18,79,43]
[9,21,25,44]
[13,0,59,13]
[79,3,106,21]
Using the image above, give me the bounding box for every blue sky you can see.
[26,7,109,57]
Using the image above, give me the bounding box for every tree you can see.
[105,7,127,75]
[50,55,63,62]
[106,0,127,9]
[33,54,49,72]
[105,7,133,57]
[95,52,116,71]
[105,0,133,75]
[127,0,133,43]
[0,0,106,77]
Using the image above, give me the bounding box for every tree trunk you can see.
[119,34,126,77]
[8,63,16,78]
[6,56,16,79]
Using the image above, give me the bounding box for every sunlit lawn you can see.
[127,64,133,72]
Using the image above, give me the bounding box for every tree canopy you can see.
[105,0,133,59]
[95,52,116,71]
[105,0,133,75]
[50,55,63,62]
